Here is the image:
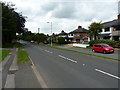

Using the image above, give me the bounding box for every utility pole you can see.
[47,22,52,46]
[38,28,40,33]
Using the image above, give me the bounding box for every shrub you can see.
[89,40,120,47]
[57,37,66,44]
[57,37,72,44]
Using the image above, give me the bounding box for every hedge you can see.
[89,40,120,48]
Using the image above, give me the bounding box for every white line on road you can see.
[29,56,48,88]
[58,55,77,63]
[44,50,53,54]
[95,69,120,80]
[38,48,43,50]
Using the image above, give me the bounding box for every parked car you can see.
[92,43,114,53]
[43,41,49,44]
[82,40,89,44]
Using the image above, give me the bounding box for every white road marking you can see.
[58,55,77,63]
[29,56,48,88]
[95,69,120,80]
[38,48,43,50]
[83,64,85,66]
[44,50,53,53]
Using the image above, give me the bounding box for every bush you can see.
[57,37,66,44]
[57,37,72,44]
[89,40,120,47]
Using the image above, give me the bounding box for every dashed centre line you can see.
[95,69,120,80]
[44,50,53,54]
[58,55,77,63]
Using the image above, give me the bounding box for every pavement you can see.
[15,63,41,88]
[23,42,119,88]
[1,48,41,89]
[53,44,119,60]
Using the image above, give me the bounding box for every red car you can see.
[92,43,114,54]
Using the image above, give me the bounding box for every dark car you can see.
[92,43,114,54]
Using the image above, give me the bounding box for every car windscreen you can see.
[102,44,110,47]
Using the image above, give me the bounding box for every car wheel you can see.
[103,50,106,54]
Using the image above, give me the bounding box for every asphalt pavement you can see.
[54,45,119,59]
[15,63,41,88]
[22,41,119,88]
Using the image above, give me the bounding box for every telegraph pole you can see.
[38,28,40,33]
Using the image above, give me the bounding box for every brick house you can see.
[68,26,89,43]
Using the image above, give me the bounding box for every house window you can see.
[115,25,120,30]
[71,34,73,36]
[105,27,110,32]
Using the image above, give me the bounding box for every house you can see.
[100,14,120,41]
[57,30,68,41]
[68,26,89,43]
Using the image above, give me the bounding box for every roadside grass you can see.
[73,46,92,49]
[53,43,68,46]
[17,50,30,63]
[39,43,120,61]
[0,50,11,62]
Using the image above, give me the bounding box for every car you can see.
[92,43,114,54]
[82,40,89,44]
[43,41,48,44]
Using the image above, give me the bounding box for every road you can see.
[54,45,119,59]
[22,41,119,88]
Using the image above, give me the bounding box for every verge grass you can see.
[17,50,30,63]
[0,50,11,62]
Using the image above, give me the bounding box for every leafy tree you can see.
[1,2,26,45]
[34,33,47,43]
[88,22,104,40]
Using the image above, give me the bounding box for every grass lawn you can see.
[17,50,30,63]
[0,50,11,62]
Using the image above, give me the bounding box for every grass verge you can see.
[0,50,11,62]
[39,44,120,61]
[17,50,30,63]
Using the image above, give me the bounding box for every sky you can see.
[2,0,120,35]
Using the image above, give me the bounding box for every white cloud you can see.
[3,0,119,35]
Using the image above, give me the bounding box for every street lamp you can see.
[47,22,52,46]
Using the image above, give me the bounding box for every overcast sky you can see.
[2,0,120,35]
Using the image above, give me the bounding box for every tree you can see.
[34,33,47,43]
[1,2,26,45]
[88,22,104,40]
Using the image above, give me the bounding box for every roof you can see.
[58,30,68,35]
[69,28,87,34]
[103,19,120,28]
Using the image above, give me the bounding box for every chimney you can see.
[78,26,82,29]
[118,14,120,19]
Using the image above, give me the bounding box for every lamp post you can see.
[47,22,52,46]
[38,28,40,33]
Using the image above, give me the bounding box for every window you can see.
[102,44,110,47]
[71,34,73,36]
[94,45,101,47]
[105,27,110,32]
[115,25,120,30]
